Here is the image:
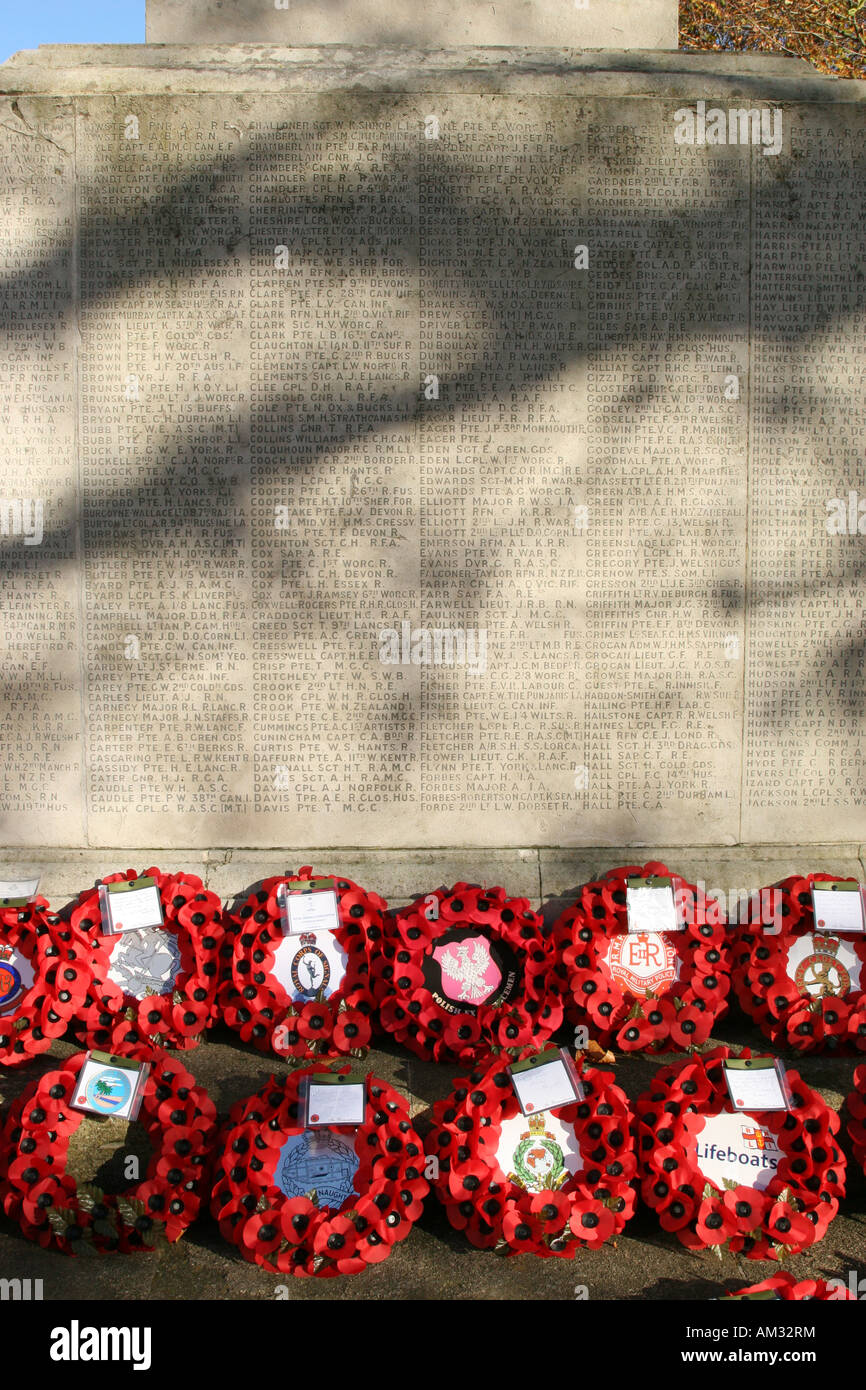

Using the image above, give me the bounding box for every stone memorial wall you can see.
[0,47,864,848]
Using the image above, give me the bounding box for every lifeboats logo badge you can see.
[791,933,853,998]
[423,927,520,1014]
[606,932,680,997]
[507,1114,568,1194]
[290,933,331,997]
[0,945,23,1013]
[81,1067,132,1115]
[694,1112,781,1193]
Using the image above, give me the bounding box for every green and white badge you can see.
[98,877,164,936]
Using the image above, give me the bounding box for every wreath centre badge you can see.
[271,928,348,1003]
[605,931,680,997]
[787,933,861,999]
[106,926,183,1000]
[276,1129,359,1210]
[496,1110,584,1194]
[0,943,34,1015]
[422,926,520,1014]
[694,1111,781,1193]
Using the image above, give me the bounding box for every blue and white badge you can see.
[0,944,34,1015]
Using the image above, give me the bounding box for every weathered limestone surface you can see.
[0,48,864,849]
[145,0,678,50]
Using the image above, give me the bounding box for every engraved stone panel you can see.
[0,52,863,848]
[0,97,84,845]
[743,108,866,841]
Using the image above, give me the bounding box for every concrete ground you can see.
[1,845,864,1302]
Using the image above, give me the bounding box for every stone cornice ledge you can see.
[1,45,864,101]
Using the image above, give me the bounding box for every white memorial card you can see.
[723,1058,788,1113]
[101,877,165,936]
[509,1048,584,1115]
[811,882,865,936]
[280,879,341,937]
[0,877,40,904]
[306,1074,367,1128]
[626,877,682,934]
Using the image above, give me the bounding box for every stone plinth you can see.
[145,0,678,50]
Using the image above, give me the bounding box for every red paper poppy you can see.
[426,1049,636,1257]
[551,862,731,1054]
[0,1040,216,1254]
[635,1045,845,1259]
[731,873,866,1053]
[71,867,224,1053]
[845,1063,866,1176]
[0,897,98,1066]
[372,883,564,1064]
[210,1065,428,1278]
[217,867,384,1061]
[724,1272,855,1301]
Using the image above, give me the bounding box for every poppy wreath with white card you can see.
[0,897,96,1066]
[731,873,866,1053]
[845,1063,866,1177]
[425,1051,636,1255]
[371,883,563,1064]
[550,862,731,1053]
[210,1064,429,1277]
[0,1042,217,1254]
[70,867,224,1052]
[634,1046,845,1260]
[218,867,383,1059]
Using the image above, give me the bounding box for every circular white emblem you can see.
[495,1110,584,1194]
[272,930,348,1003]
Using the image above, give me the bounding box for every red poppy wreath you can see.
[0,1042,217,1254]
[425,1052,636,1255]
[732,873,866,1053]
[0,896,96,1066]
[70,867,224,1052]
[550,861,730,1052]
[845,1063,866,1176]
[210,1064,429,1277]
[724,1272,854,1301]
[371,882,563,1064]
[635,1046,845,1260]
[218,868,383,1059]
